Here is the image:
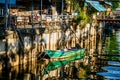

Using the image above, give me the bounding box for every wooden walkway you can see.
[97,19,120,23]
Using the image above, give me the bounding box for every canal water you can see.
[0,30,120,80]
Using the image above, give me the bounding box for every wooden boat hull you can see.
[45,48,85,61]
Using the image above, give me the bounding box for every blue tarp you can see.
[0,0,16,4]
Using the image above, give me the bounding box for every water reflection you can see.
[108,61,120,66]
[0,59,90,80]
[43,59,91,80]
[44,60,70,74]
[0,30,120,80]
[97,72,120,79]
[97,66,120,79]
[96,30,120,79]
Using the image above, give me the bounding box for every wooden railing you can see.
[97,14,120,23]
[9,15,73,29]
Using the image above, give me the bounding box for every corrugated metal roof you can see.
[105,2,112,6]
[86,1,106,11]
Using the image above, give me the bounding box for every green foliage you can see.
[105,0,119,10]
[73,9,91,26]
[109,35,119,50]
[105,35,119,54]
[112,2,119,10]
[69,0,79,11]
[66,0,91,27]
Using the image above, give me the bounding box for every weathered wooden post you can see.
[86,23,90,51]
[31,0,34,28]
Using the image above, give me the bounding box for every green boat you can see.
[45,48,85,61]
[44,50,85,74]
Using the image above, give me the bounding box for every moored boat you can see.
[45,48,85,61]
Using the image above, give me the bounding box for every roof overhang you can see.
[0,0,16,5]
[86,0,106,11]
[105,2,112,6]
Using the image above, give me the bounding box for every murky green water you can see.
[96,30,120,80]
[0,30,120,80]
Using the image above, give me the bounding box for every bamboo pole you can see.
[31,0,34,28]
[4,0,8,29]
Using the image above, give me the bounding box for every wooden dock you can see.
[97,19,120,23]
